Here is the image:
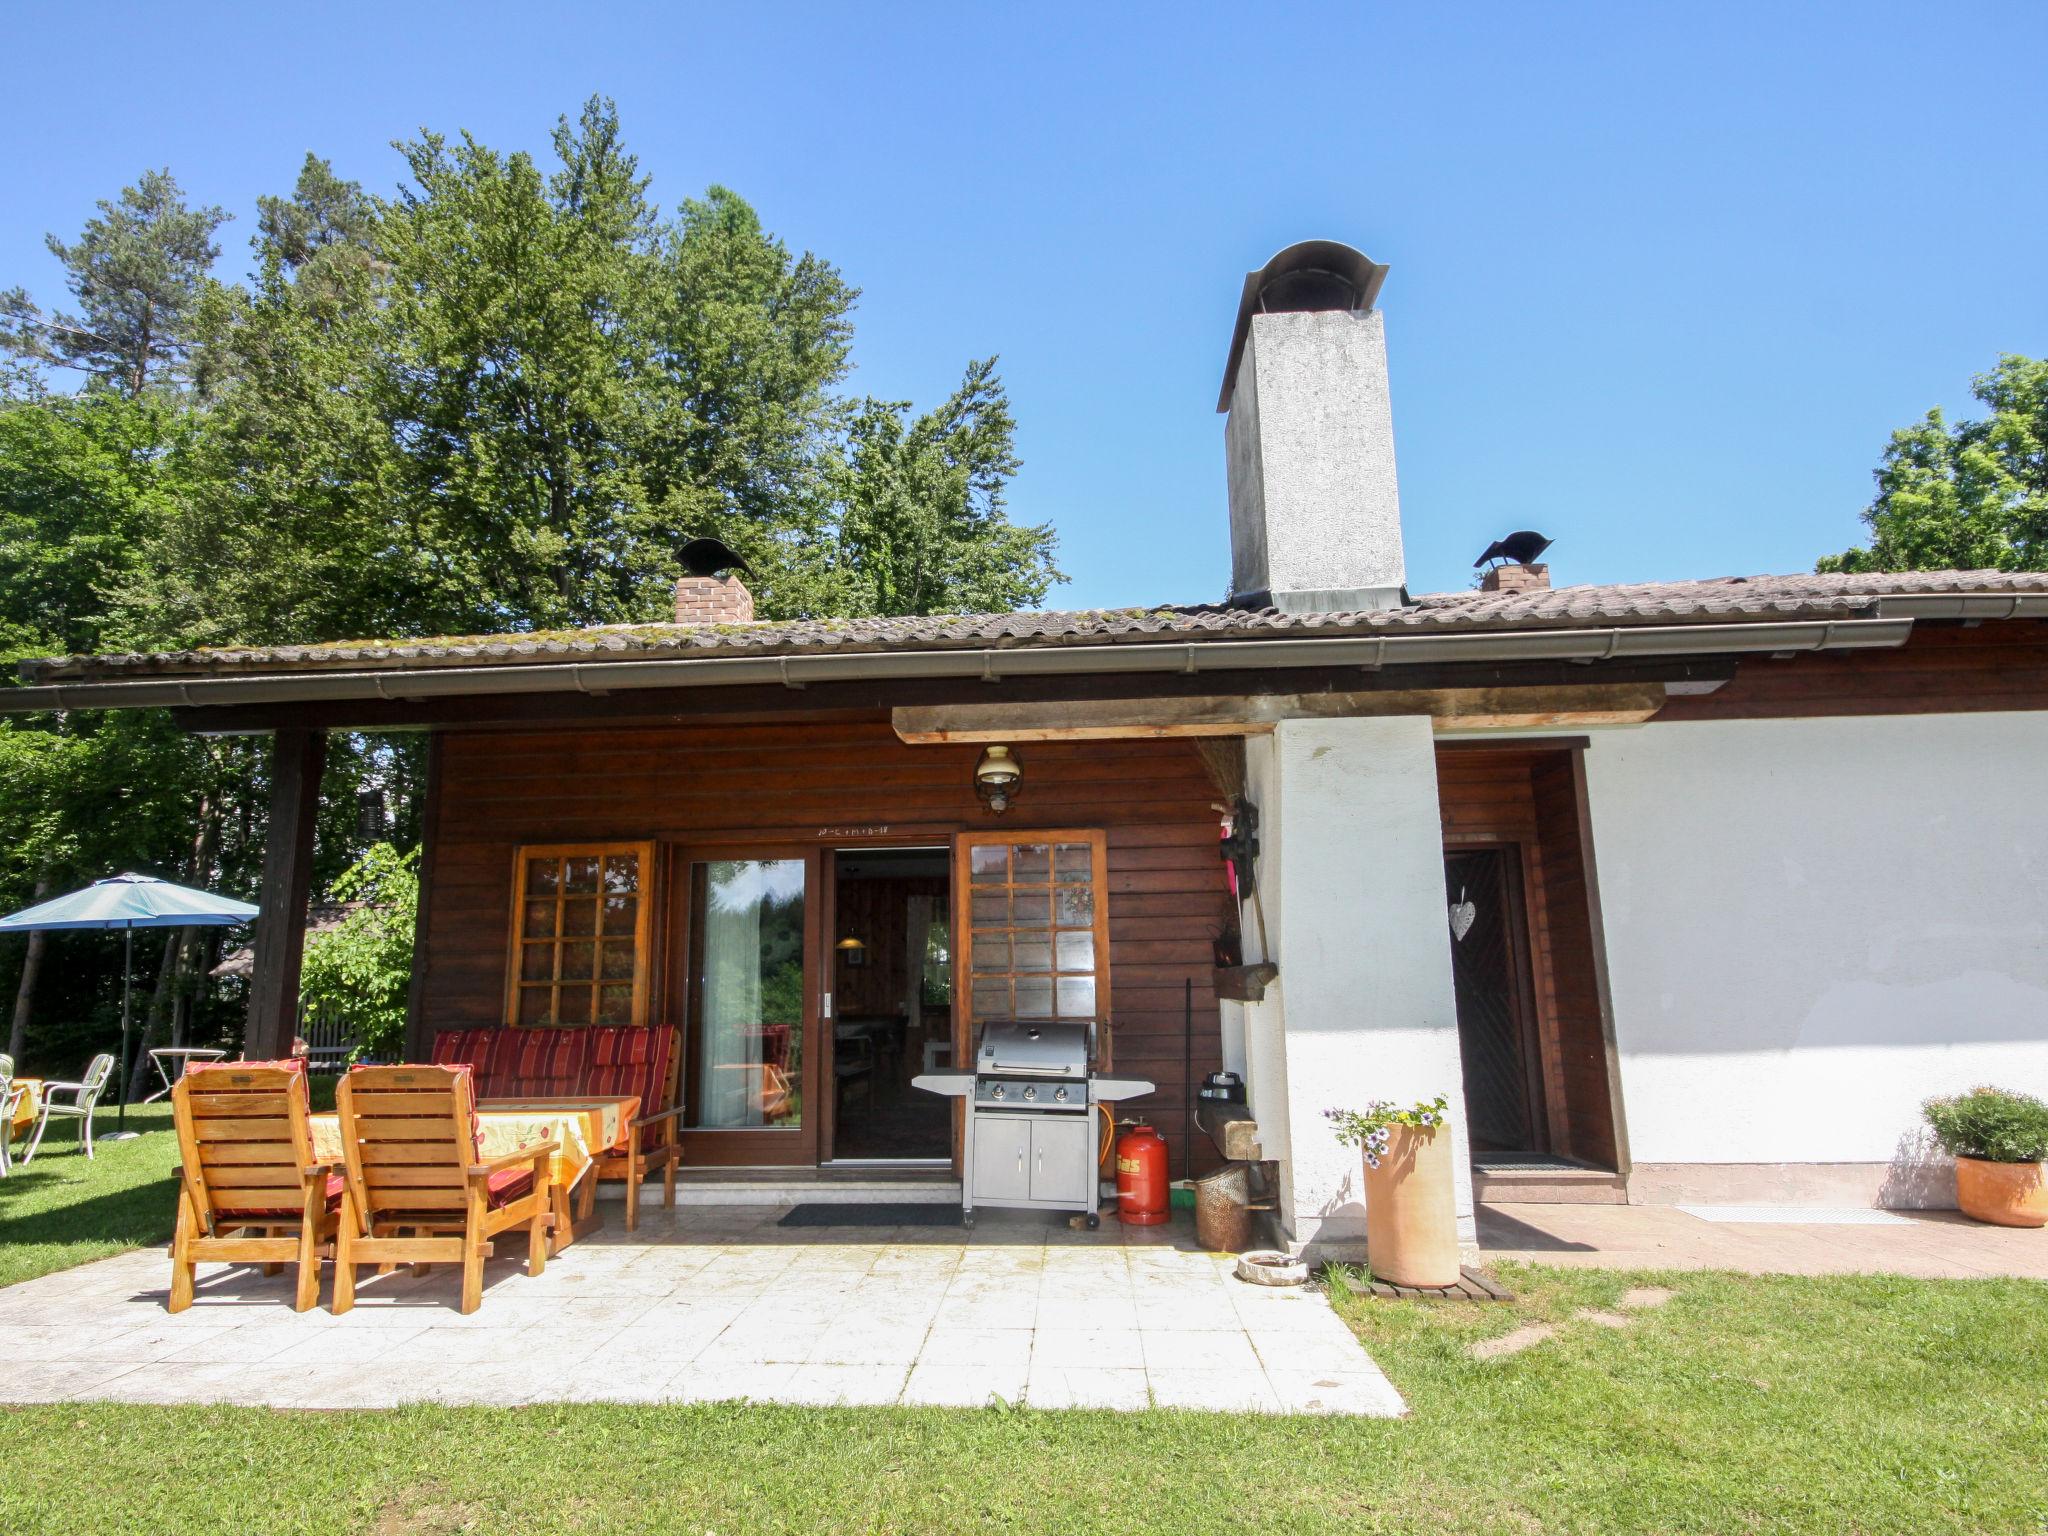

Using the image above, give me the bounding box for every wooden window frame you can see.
[953,828,1114,1067]
[502,841,657,1029]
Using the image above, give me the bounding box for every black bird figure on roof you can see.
[679,537,753,578]
[1473,530,1553,569]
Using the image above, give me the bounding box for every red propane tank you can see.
[1116,1122,1170,1226]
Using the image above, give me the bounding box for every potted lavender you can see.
[1326,1094,1458,1287]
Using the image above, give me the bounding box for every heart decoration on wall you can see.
[1448,887,1476,942]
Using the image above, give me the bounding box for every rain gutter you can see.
[1,617,1914,715]
[1875,593,2048,620]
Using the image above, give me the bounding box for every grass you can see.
[0,1102,180,1288]
[1,1124,2044,1533]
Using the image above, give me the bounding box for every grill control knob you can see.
[1023,1086,1038,1102]
[989,1084,1006,1101]
[1054,1086,1070,1103]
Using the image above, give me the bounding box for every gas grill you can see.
[914,1020,1153,1227]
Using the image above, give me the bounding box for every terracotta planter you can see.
[1955,1155,2048,1228]
[1363,1123,1460,1288]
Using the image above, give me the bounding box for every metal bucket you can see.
[1194,1162,1254,1253]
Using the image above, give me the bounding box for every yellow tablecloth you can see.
[309,1096,638,1192]
[6,1078,42,1139]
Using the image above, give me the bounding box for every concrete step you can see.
[601,1171,960,1207]
[1473,1165,1628,1205]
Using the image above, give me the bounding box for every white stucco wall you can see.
[1240,716,1472,1255]
[1585,711,2048,1186]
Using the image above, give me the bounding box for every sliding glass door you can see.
[679,849,821,1166]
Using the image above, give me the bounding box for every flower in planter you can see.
[1326,1094,1452,1168]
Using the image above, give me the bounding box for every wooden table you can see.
[311,1095,639,1254]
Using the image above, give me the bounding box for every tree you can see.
[1,170,229,396]
[828,359,1062,614]
[1820,355,2048,574]
[296,844,418,1061]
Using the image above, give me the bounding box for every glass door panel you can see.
[686,858,808,1133]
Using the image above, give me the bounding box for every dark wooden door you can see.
[1444,847,1544,1154]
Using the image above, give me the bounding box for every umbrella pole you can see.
[118,925,133,1132]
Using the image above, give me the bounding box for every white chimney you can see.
[1219,241,1407,613]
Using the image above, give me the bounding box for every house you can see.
[12,240,2047,1257]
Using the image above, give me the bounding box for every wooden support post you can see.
[403,731,444,1061]
[245,728,326,1062]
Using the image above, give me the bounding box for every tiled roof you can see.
[20,569,2048,683]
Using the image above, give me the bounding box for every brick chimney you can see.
[1480,563,1550,595]
[673,573,755,624]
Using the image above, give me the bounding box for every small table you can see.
[310,1094,639,1255]
[144,1047,229,1102]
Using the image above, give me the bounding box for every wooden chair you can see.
[330,1065,556,1315]
[168,1061,337,1313]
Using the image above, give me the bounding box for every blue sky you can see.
[5,3,2044,609]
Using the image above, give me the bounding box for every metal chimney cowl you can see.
[1219,240,1408,615]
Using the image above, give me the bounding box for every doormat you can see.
[778,1203,964,1228]
[1676,1204,1914,1226]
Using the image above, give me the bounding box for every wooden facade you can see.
[410,716,1233,1179]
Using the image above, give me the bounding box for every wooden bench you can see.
[429,1026,682,1230]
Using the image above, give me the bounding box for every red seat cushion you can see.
[585,1026,679,1152]
[485,1165,536,1207]
[433,1027,589,1100]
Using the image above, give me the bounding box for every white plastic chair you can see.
[21,1052,117,1164]
[0,1053,21,1176]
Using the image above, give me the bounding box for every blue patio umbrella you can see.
[0,874,260,1134]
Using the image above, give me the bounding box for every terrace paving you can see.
[0,1205,1404,1416]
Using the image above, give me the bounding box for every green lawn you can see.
[0,1102,180,1288]
[1,1121,2044,1534]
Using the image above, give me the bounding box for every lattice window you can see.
[505,842,655,1027]
[957,831,1111,1060]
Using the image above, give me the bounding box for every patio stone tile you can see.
[1035,1297,1139,1331]
[1247,1328,1374,1374]
[602,1317,734,1363]
[1264,1368,1406,1418]
[1231,1292,1349,1332]
[665,1362,799,1404]
[1023,1363,1151,1410]
[1135,1296,1245,1332]
[1140,1328,1262,1374]
[1031,1327,1144,1370]
[695,1320,829,1367]
[781,1362,911,1406]
[809,1321,931,1366]
[553,1355,692,1403]
[261,1322,433,1368]
[153,1323,315,1364]
[1145,1366,1283,1414]
[406,1324,578,1364]
[932,1294,1027,1329]
[2,1360,146,1402]
[918,1326,1034,1369]
[901,1361,1027,1408]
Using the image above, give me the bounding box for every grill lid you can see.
[975,1020,1090,1078]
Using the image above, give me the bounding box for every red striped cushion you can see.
[586,1026,679,1151]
